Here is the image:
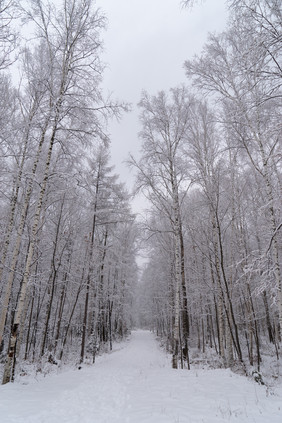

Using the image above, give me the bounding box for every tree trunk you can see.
[2,122,57,384]
[0,120,49,347]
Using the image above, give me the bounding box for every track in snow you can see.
[0,330,281,422]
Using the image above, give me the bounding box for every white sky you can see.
[96,0,228,212]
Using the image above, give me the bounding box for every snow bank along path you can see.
[0,330,281,422]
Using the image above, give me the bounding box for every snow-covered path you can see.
[0,330,281,423]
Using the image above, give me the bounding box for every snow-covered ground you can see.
[0,330,281,422]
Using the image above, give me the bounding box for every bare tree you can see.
[0,0,17,69]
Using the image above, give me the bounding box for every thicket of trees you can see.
[0,0,137,384]
[0,0,281,384]
[134,0,281,370]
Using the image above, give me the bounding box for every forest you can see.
[0,0,281,387]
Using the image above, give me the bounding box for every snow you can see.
[0,330,281,423]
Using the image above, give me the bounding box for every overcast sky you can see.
[96,0,228,211]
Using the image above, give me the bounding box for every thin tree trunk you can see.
[41,199,65,357]
[215,213,243,362]
[179,222,190,368]
[80,278,90,363]
[24,286,35,361]
[54,258,70,354]
[59,284,83,362]
[263,290,274,343]
[172,219,181,369]
[80,168,101,363]
[0,120,49,347]
[2,122,58,384]
[0,99,39,287]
